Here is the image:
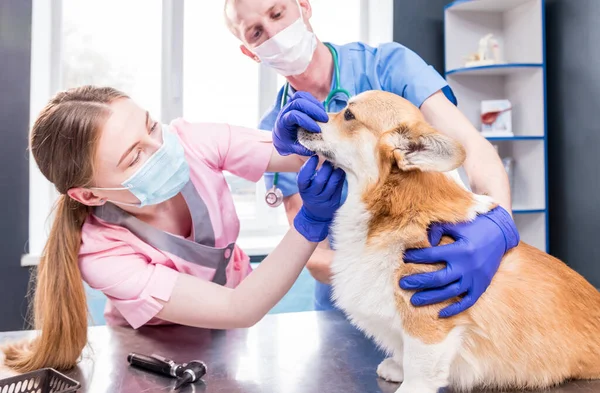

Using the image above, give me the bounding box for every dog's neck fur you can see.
[345,167,477,249]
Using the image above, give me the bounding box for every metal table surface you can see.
[1,311,599,393]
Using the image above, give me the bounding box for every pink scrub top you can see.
[78,119,274,329]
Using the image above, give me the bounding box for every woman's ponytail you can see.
[4,196,90,371]
[3,85,128,372]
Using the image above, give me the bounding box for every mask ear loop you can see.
[295,0,304,22]
[88,186,143,208]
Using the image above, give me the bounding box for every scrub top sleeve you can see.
[172,120,273,183]
[222,124,273,183]
[376,42,456,108]
[79,242,180,329]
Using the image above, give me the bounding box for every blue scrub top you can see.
[258,41,457,311]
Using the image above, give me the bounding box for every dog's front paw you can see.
[377,357,404,383]
[395,380,439,393]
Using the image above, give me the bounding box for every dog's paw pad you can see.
[377,357,404,383]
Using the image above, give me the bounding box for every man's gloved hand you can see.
[273,91,328,156]
[399,206,520,318]
[294,156,346,242]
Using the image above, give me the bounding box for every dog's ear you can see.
[379,122,466,173]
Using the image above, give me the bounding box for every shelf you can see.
[446,63,543,76]
[485,136,544,141]
[493,140,546,216]
[445,0,547,252]
[444,0,543,71]
[513,208,546,214]
[513,212,547,252]
[446,0,536,13]
[447,68,545,136]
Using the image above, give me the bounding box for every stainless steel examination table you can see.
[0,311,598,392]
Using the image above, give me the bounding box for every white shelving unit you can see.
[444,0,548,252]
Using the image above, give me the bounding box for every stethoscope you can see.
[265,43,351,208]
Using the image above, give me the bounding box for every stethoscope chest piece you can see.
[265,186,284,207]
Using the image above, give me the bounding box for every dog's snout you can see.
[297,128,328,157]
[298,128,321,141]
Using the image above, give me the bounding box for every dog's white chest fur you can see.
[327,185,497,393]
[329,194,404,352]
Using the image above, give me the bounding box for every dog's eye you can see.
[344,109,355,121]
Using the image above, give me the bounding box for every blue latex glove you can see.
[273,91,329,156]
[294,156,346,242]
[400,206,520,318]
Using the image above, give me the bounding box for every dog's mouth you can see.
[298,128,335,160]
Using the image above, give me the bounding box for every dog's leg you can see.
[377,355,404,382]
[396,327,463,393]
[376,336,404,383]
[363,320,404,382]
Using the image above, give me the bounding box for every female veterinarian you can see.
[3,85,345,372]
[225,0,521,314]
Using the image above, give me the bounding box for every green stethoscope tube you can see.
[273,43,350,188]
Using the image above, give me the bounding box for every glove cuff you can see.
[483,206,520,252]
[293,208,331,243]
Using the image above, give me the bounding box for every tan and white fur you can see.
[298,90,600,393]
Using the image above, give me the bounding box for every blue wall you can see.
[393,0,454,75]
[546,0,600,286]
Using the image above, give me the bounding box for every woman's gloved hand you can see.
[399,206,520,318]
[294,156,346,242]
[273,91,328,156]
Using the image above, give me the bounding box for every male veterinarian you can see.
[224,0,520,316]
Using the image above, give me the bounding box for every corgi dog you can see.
[297,90,600,393]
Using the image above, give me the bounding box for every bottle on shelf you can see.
[493,144,515,193]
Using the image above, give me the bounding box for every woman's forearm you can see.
[231,228,316,325]
[266,148,308,173]
[157,227,317,329]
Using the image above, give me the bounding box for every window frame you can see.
[23,0,393,266]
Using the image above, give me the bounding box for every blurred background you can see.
[0,0,598,331]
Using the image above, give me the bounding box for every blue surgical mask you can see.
[92,124,190,207]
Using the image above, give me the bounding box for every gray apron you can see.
[93,181,234,285]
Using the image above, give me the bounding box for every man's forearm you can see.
[307,245,335,284]
[462,138,512,213]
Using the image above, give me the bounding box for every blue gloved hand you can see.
[400,206,520,318]
[273,91,328,156]
[294,156,346,242]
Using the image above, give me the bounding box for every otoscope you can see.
[127,352,207,390]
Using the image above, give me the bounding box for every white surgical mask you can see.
[252,3,317,77]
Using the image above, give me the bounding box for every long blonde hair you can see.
[3,86,128,372]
